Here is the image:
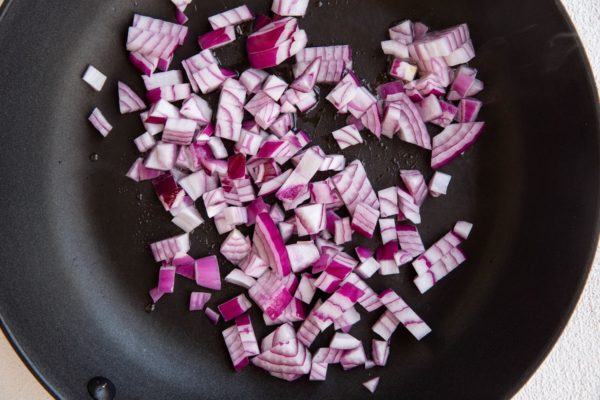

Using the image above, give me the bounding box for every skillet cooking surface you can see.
[0,0,599,399]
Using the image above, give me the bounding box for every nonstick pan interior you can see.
[0,0,598,399]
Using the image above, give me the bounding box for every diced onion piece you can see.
[225,269,257,289]
[218,294,252,321]
[379,289,431,340]
[332,125,363,150]
[272,0,310,16]
[208,5,254,29]
[88,108,113,137]
[150,234,190,262]
[431,122,485,170]
[363,377,380,394]
[195,255,221,290]
[189,292,211,311]
[82,65,107,91]
[205,307,221,325]
[198,26,236,50]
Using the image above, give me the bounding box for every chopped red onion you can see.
[428,171,452,197]
[354,246,374,263]
[330,333,361,350]
[390,59,417,81]
[378,218,397,245]
[221,229,252,265]
[340,343,366,370]
[351,203,380,239]
[397,187,421,224]
[409,23,469,60]
[379,289,431,340]
[162,118,196,145]
[363,377,380,394]
[361,104,382,138]
[172,205,204,232]
[276,147,323,202]
[149,234,189,263]
[332,160,379,216]
[189,292,211,311]
[223,314,260,371]
[88,108,113,137]
[142,70,183,90]
[431,122,485,169]
[261,322,296,352]
[255,101,281,129]
[82,65,107,91]
[173,255,195,280]
[294,273,317,304]
[264,297,306,325]
[205,307,221,325]
[218,294,252,321]
[134,132,156,153]
[295,204,326,236]
[247,17,298,53]
[378,187,399,218]
[309,361,328,381]
[454,221,473,239]
[412,230,462,275]
[297,299,323,347]
[240,68,269,93]
[126,27,179,61]
[414,246,466,293]
[239,252,269,278]
[126,158,163,182]
[249,270,293,319]
[381,40,409,59]
[248,30,308,69]
[333,306,361,332]
[192,63,229,94]
[225,269,257,289]
[145,142,178,171]
[118,81,146,114]
[286,242,320,273]
[355,257,381,279]
[271,0,310,17]
[382,93,431,149]
[312,282,365,331]
[146,99,179,123]
[262,75,288,101]
[202,188,227,218]
[400,170,428,206]
[396,224,425,258]
[343,273,383,312]
[252,338,312,376]
[333,217,351,245]
[372,310,400,340]
[198,26,236,50]
[208,5,254,30]
[133,14,188,45]
[332,125,363,150]
[157,266,176,293]
[417,94,443,122]
[129,52,159,76]
[456,97,482,123]
[372,339,390,366]
[290,57,321,93]
[389,20,413,44]
[430,100,458,128]
[194,255,221,290]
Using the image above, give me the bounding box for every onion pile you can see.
[84,0,486,394]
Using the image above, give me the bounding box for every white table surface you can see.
[0,1,598,399]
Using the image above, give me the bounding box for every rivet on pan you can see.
[87,376,116,400]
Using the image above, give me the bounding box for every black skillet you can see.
[0,0,599,399]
